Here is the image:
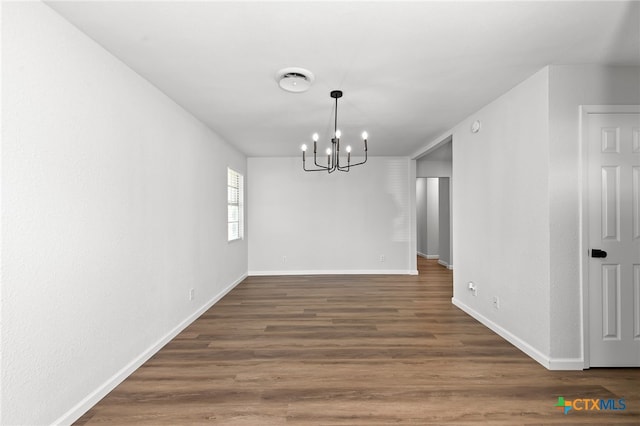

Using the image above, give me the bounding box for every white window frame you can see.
[227,167,244,242]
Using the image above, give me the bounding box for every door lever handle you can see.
[591,249,607,258]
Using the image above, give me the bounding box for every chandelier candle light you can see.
[301,90,368,173]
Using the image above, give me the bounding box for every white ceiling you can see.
[46,1,640,158]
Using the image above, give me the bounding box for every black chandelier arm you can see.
[313,158,326,169]
[346,150,368,167]
[311,142,322,169]
[329,148,337,173]
[310,151,338,173]
[302,161,329,172]
[313,149,327,169]
[302,150,330,172]
[303,162,330,172]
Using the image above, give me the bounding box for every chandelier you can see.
[301,90,368,173]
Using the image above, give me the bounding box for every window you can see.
[227,168,243,241]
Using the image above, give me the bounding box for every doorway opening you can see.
[415,137,452,271]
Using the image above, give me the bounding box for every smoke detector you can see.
[276,67,314,93]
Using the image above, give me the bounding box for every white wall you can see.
[451,67,551,362]
[416,156,452,178]
[1,3,247,424]
[416,178,428,256]
[438,177,451,268]
[416,177,440,258]
[248,157,416,274]
[426,178,440,257]
[444,64,640,369]
[548,65,640,362]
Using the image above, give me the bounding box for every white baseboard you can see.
[451,297,583,370]
[249,269,418,276]
[417,252,440,260]
[452,297,550,370]
[548,358,585,370]
[55,273,247,426]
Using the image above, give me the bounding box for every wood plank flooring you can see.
[75,258,640,424]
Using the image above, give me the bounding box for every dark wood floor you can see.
[76,258,640,424]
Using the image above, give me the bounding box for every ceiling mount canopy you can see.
[275,67,314,93]
[301,90,368,173]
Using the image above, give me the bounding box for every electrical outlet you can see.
[492,296,499,309]
[189,288,195,301]
[468,281,477,296]
[379,255,385,263]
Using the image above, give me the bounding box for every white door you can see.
[588,111,640,367]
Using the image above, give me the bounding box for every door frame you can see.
[579,104,640,369]
[413,135,453,270]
